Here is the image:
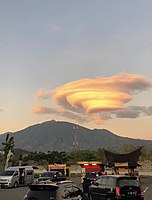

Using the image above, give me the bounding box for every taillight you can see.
[116,186,121,197]
[140,186,144,196]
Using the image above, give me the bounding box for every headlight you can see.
[7,178,12,183]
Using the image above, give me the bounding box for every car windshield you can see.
[0,170,15,176]
[117,178,140,187]
[40,172,54,177]
[85,173,97,178]
[27,185,57,200]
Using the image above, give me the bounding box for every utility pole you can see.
[73,126,79,150]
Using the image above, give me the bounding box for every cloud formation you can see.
[32,104,94,124]
[35,89,53,100]
[33,73,152,125]
[114,106,152,119]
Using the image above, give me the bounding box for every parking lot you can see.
[0,186,28,200]
[0,177,152,200]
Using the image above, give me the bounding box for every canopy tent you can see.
[104,147,142,168]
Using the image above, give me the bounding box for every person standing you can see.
[21,170,25,184]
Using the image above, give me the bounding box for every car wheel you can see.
[14,181,18,188]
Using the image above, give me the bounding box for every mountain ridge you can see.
[0,120,151,152]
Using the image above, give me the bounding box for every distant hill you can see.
[0,120,151,152]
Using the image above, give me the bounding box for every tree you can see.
[96,148,106,162]
[2,133,14,170]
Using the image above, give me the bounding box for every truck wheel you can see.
[14,181,18,188]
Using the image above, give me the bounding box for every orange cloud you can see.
[52,73,152,114]
[33,73,152,125]
[35,89,53,99]
[32,105,49,114]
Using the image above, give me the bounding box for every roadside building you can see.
[104,147,142,175]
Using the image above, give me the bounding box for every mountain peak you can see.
[0,120,151,152]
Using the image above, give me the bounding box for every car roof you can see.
[32,180,73,187]
[42,171,59,173]
[98,175,137,179]
[41,171,62,174]
[6,166,33,170]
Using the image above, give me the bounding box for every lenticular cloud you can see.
[52,73,152,114]
[33,73,152,125]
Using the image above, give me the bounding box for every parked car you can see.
[0,166,34,188]
[37,171,66,183]
[89,175,144,200]
[23,180,83,200]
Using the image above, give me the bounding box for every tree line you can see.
[1,134,152,170]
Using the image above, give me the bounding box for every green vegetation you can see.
[1,140,152,170]
[2,133,14,169]
[20,149,106,167]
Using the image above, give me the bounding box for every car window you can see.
[117,178,139,187]
[1,170,15,176]
[14,171,19,176]
[62,185,82,199]
[27,170,33,175]
[100,177,108,186]
[41,172,53,177]
[107,177,115,187]
[95,177,103,185]
[56,172,63,177]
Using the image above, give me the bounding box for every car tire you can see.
[1,185,4,189]
[14,181,18,188]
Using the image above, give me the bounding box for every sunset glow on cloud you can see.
[52,73,151,112]
[35,89,53,99]
[33,73,152,125]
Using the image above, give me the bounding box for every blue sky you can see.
[0,1,152,139]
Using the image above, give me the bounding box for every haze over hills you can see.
[0,120,151,152]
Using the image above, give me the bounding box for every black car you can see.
[23,180,83,200]
[37,171,66,182]
[89,175,144,200]
[84,172,102,182]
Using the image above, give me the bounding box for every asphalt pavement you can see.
[0,186,28,200]
[0,177,151,200]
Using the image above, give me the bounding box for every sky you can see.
[0,0,152,140]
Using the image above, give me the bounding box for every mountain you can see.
[0,120,151,152]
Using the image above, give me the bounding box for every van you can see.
[0,166,34,188]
